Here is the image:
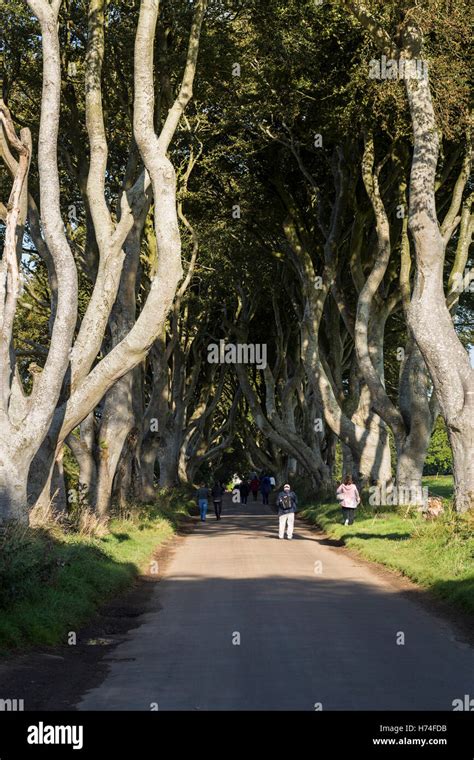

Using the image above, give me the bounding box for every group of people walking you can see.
[195,472,277,521]
[196,473,361,537]
[237,473,276,504]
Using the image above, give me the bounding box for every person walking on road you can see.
[260,474,272,505]
[239,479,249,504]
[276,483,298,539]
[250,476,260,501]
[196,483,211,522]
[211,480,225,520]
[336,475,360,525]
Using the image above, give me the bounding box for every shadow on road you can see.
[339,532,412,542]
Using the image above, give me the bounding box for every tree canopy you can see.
[0,0,472,522]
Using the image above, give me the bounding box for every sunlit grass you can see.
[0,492,194,653]
[422,474,455,500]
[301,476,474,614]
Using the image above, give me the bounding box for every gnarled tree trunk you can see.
[404,47,473,511]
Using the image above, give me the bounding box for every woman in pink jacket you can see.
[336,475,361,525]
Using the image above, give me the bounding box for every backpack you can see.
[281,493,292,511]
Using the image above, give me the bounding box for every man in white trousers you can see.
[276,483,298,539]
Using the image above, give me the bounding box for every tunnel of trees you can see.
[0,0,472,524]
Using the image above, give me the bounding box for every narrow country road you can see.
[78,495,474,711]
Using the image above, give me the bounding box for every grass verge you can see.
[420,475,456,500]
[300,476,474,615]
[0,490,194,654]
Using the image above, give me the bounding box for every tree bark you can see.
[345,4,473,510]
[65,414,98,506]
[22,0,207,520]
[0,451,30,523]
[404,53,474,511]
[95,380,134,516]
[140,435,160,501]
[1,2,78,523]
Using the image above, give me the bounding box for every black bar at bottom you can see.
[0,711,472,757]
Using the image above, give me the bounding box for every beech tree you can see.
[344,0,473,509]
[0,0,207,522]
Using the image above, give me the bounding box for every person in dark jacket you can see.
[211,480,225,520]
[276,483,298,539]
[260,474,272,505]
[239,479,250,504]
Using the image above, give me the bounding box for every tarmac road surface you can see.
[78,494,474,710]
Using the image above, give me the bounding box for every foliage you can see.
[424,417,454,475]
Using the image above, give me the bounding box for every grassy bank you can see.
[0,491,194,653]
[420,475,455,500]
[301,476,474,615]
